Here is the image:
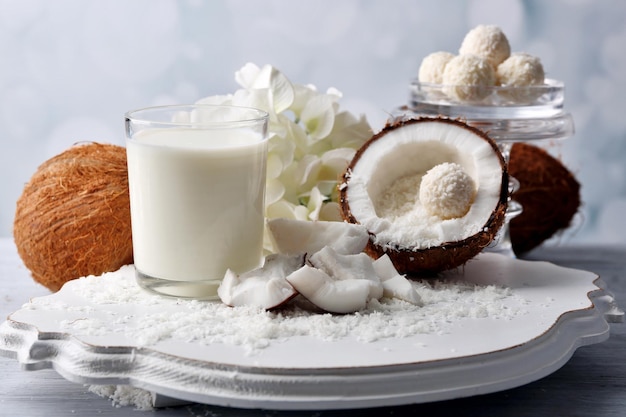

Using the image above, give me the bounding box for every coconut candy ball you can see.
[419,162,476,220]
[442,54,496,101]
[459,25,511,68]
[497,52,545,86]
[418,51,455,84]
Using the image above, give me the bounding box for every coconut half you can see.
[508,142,580,255]
[339,117,508,275]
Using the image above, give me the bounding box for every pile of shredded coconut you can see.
[376,171,477,246]
[87,385,154,410]
[20,264,530,409]
[24,265,527,356]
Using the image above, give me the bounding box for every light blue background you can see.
[2,0,625,245]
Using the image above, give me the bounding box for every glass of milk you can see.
[125,104,269,299]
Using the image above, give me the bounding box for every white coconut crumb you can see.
[87,384,154,410]
[43,266,527,356]
[377,173,425,218]
[375,169,479,249]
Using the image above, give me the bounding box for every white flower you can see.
[197,63,372,253]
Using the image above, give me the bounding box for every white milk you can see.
[126,128,267,286]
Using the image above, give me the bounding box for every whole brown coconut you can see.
[509,142,581,255]
[339,117,509,276]
[13,143,133,292]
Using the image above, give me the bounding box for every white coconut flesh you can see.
[343,119,504,250]
[285,265,372,314]
[308,246,384,300]
[267,218,369,255]
[372,254,423,306]
[222,218,423,312]
[217,253,304,309]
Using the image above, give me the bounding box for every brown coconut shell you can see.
[13,143,133,292]
[339,117,509,276]
[508,142,581,255]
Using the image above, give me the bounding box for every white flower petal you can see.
[294,154,322,188]
[320,147,356,178]
[232,88,272,114]
[319,202,343,221]
[326,87,343,99]
[321,147,357,163]
[290,84,318,117]
[282,119,309,158]
[268,67,295,114]
[266,200,299,220]
[268,114,291,138]
[301,94,336,141]
[327,111,372,149]
[235,64,295,114]
[171,110,191,124]
[268,133,296,169]
[277,163,299,204]
[292,204,310,221]
[235,62,263,89]
[265,178,286,205]
[266,153,284,180]
[195,94,233,106]
[306,187,326,221]
[315,180,338,197]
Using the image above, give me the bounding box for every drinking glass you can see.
[125,104,269,299]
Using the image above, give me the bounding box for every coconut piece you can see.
[267,218,369,255]
[217,253,304,309]
[459,25,511,68]
[13,143,133,292]
[371,254,401,281]
[339,117,508,276]
[285,265,371,314]
[308,246,383,300]
[372,255,422,305]
[508,143,581,255]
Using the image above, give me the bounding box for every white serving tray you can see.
[0,253,621,410]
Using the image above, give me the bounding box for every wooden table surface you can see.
[1,238,625,416]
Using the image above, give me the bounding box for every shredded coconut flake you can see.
[20,265,529,357]
[87,384,153,410]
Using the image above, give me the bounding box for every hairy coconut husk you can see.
[508,142,581,255]
[13,143,133,291]
[339,117,509,276]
